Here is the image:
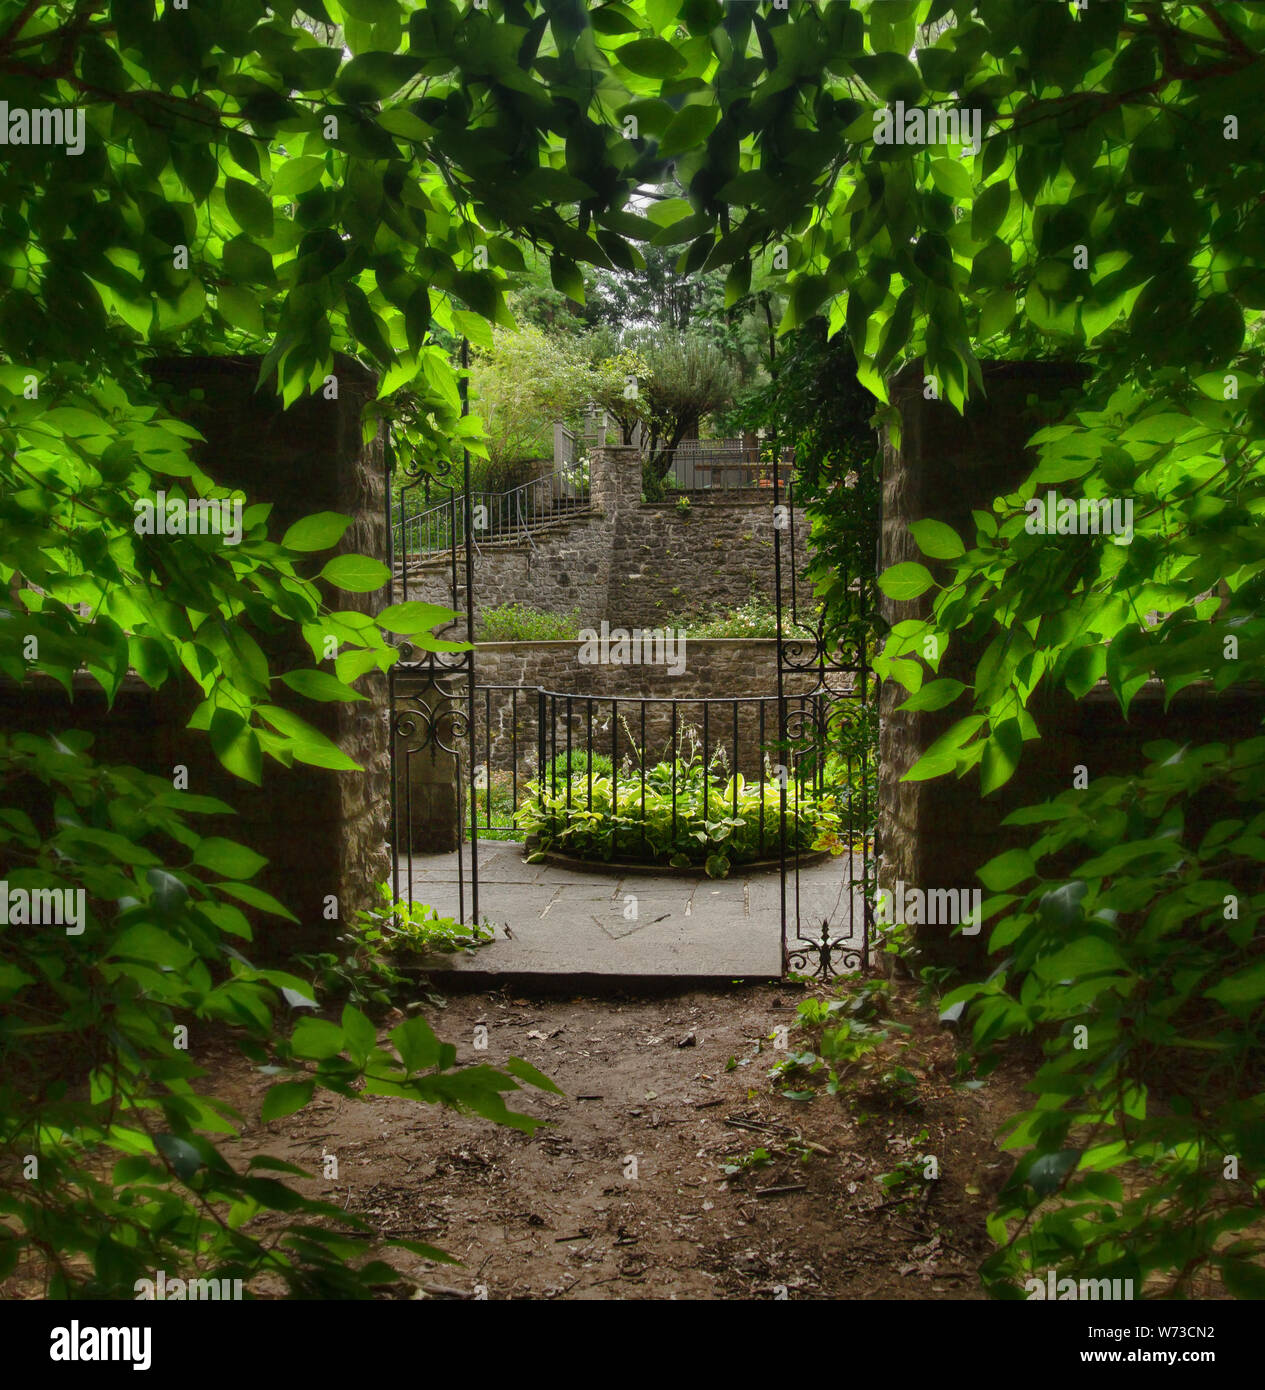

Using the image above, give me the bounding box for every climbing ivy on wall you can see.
[725,319,879,645]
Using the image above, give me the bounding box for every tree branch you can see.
[1197,1,1253,58]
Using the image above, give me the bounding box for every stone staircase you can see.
[396,502,594,580]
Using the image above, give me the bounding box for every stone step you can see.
[398,508,595,569]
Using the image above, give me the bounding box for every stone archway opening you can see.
[387,438,880,981]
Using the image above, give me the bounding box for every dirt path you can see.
[216,978,1029,1300]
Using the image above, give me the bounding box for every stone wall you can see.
[400,517,610,638]
[877,359,1264,968]
[606,496,801,629]
[3,354,390,963]
[397,445,810,632]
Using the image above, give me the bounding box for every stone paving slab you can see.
[406,842,858,978]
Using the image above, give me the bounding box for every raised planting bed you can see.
[515,765,848,880]
[524,841,836,877]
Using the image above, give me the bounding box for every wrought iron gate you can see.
[387,341,480,925]
[773,470,879,978]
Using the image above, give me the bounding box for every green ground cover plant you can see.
[476,604,582,642]
[297,883,493,1013]
[516,751,837,878]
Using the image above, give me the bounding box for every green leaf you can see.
[154,1133,204,1180]
[390,1238,459,1265]
[146,868,189,913]
[225,178,274,238]
[1221,1256,1265,1299]
[209,710,262,785]
[877,562,935,601]
[283,512,353,552]
[970,238,1011,290]
[909,519,964,560]
[257,706,361,770]
[319,554,391,593]
[215,881,300,922]
[977,848,1036,892]
[291,1017,346,1060]
[979,289,1016,340]
[616,37,687,78]
[194,899,253,940]
[375,601,458,635]
[390,1015,441,1073]
[193,837,268,880]
[279,669,366,702]
[505,1056,564,1095]
[1206,961,1265,1009]
[896,678,966,712]
[980,718,1023,796]
[341,1005,377,1064]
[658,104,718,158]
[1034,937,1127,980]
[1193,370,1259,401]
[1027,1149,1079,1197]
[724,257,751,308]
[109,923,194,967]
[550,255,585,303]
[217,286,265,336]
[261,1079,315,1122]
[971,181,1010,241]
[851,52,922,102]
[929,158,973,201]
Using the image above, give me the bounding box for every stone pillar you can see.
[589,443,642,516]
[145,353,390,963]
[878,360,1088,968]
[586,444,636,624]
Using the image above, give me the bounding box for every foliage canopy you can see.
[3,0,1265,1298]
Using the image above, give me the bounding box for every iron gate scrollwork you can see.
[773,466,880,979]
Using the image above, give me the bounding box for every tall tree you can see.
[622,334,740,497]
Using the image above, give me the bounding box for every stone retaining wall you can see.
[397,446,812,633]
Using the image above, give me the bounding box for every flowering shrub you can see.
[669,596,781,639]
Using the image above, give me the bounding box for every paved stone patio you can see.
[397,841,865,978]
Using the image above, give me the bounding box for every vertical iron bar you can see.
[508,687,518,834]
[640,700,647,860]
[670,699,677,854]
[758,696,766,858]
[536,687,546,825]
[453,715,464,924]
[483,685,492,831]
[773,456,788,973]
[611,698,619,860]
[586,697,594,814]
[460,338,478,927]
[702,700,710,833]
[548,693,556,798]
[389,668,400,907]
[386,424,397,609]
[731,699,738,825]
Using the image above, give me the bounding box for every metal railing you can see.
[661,446,795,493]
[394,466,591,558]
[466,687,869,867]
